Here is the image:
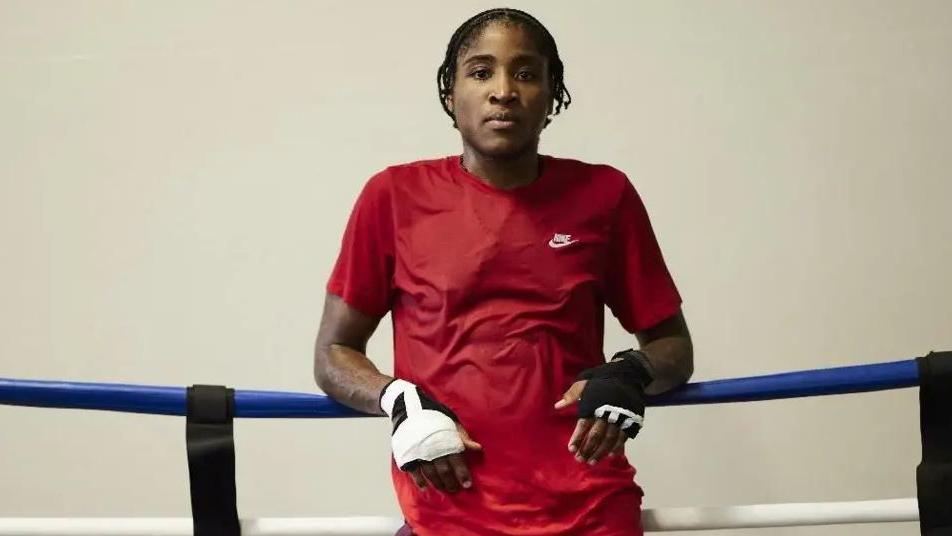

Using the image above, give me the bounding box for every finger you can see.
[588,423,621,464]
[568,418,593,454]
[420,463,446,492]
[457,425,483,451]
[578,419,608,461]
[409,469,428,490]
[433,458,460,493]
[446,453,473,489]
[610,434,626,457]
[554,380,586,409]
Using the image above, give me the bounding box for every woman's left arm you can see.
[636,310,694,395]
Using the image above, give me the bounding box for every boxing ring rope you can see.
[0,359,921,416]
[0,499,922,534]
[0,353,948,534]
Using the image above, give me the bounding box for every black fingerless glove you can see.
[577,349,654,439]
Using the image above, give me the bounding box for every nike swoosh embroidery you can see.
[548,239,579,248]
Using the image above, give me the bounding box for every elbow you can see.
[313,340,332,392]
[312,361,327,392]
[681,357,694,385]
[679,342,695,384]
[313,364,328,392]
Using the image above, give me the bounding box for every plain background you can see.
[1,1,950,535]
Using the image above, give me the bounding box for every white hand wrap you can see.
[380,379,464,471]
[593,404,644,432]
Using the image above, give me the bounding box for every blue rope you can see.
[0,359,921,418]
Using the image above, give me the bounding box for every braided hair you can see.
[437,8,572,127]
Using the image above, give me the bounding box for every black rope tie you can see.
[917,351,952,535]
[186,385,241,536]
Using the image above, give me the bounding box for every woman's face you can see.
[447,22,552,159]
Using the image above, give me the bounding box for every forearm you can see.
[314,342,393,415]
[641,334,693,395]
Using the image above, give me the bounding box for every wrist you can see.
[379,378,414,417]
[610,349,655,389]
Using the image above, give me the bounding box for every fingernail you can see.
[568,445,577,453]
[588,459,597,466]
[575,455,583,462]
[462,481,472,489]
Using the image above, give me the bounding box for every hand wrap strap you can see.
[577,349,654,439]
[379,379,464,471]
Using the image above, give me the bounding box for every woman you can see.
[314,8,693,535]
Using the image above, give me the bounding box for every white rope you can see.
[0,517,400,536]
[0,498,918,535]
[641,498,918,531]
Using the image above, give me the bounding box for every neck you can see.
[461,146,541,190]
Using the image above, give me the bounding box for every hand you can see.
[380,379,483,493]
[408,423,482,493]
[555,380,626,465]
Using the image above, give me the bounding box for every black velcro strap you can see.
[916,351,952,535]
[186,385,241,536]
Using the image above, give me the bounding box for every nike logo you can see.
[548,233,579,248]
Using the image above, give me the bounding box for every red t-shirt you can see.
[327,155,682,535]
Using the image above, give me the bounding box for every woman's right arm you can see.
[313,293,394,415]
[314,292,480,493]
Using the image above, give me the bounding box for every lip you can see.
[486,119,517,129]
[485,113,518,130]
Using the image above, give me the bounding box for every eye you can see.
[516,70,535,81]
[470,68,491,80]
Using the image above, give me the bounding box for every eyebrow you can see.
[461,53,543,66]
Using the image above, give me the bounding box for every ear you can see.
[543,100,554,129]
[445,95,459,129]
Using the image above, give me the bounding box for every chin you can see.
[470,136,538,160]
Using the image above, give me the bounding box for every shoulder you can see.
[550,155,630,183]
[377,156,451,182]
[360,156,453,197]
[546,155,636,201]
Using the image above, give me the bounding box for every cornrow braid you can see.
[437,8,572,127]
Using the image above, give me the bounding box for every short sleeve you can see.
[326,171,395,317]
[605,179,682,333]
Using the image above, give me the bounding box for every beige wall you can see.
[1,1,950,534]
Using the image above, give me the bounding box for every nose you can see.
[489,76,518,105]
